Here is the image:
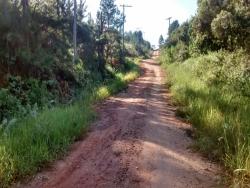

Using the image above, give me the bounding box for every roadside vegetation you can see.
[0,0,149,186]
[0,58,140,187]
[159,0,250,186]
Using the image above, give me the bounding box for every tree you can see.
[73,0,77,63]
[164,20,192,61]
[21,0,29,18]
[99,0,120,29]
[211,10,237,50]
[168,20,179,35]
[124,31,151,57]
[132,31,143,45]
[191,0,233,52]
[96,0,124,73]
[77,0,87,22]
[21,0,30,48]
[96,11,105,77]
[192,0,250,52]
[158,35,164,48]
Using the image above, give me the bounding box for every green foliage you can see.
[161,42,189,63]
[0,0,101,88]
[0,76,54,123]
[163,21,191,62]
[0,59,140,187]
[0,1,144,186]
[95,0,127,74]
[192,0,250,52]
[159,47,174,63]
[163,1,249,56]
[99,0,122,29]
[160,1,249,186]
[103,29,122,64]
[125,31,151,58]
[168,20,179,35]
[211,10,237,49]
[160,50,250,186]
[0,89,20,121]
[0,0,145,124]
[8,76,51,106]
[158,35,164,48]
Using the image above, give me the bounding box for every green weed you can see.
[160,51,250,185]
[0,60,140,187]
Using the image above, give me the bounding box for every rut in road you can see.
[19,59,220,188]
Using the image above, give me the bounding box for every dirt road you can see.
[19,59,220,188]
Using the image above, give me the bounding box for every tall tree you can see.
[99,0,119,29]
[96,0,123,69]
[158,35,164,48]
[21,0,30,48]
[168,20,179,35]
[21,0,29,17]
[192,0,250,52]
[77,0,87,22]
[73,0,77,63]
[96,11,105,77]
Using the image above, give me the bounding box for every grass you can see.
[0,59,140,187]
[160,51,250,186]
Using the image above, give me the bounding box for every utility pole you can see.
[166,17,172,35]
[73,0,77,64]
[120,4,132,61]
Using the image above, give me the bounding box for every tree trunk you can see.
[21,0,30,49]
[56,0,61,19]
[73,0,77,64]
[21,0,29,17]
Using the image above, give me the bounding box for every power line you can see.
[120,4,132,61]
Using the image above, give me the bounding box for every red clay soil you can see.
[16,59,221,188]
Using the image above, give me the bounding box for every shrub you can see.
[161,50,250,185]
[0,89,20,121]
[0,59,140,187]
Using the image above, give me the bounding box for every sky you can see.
[84,0,198,47]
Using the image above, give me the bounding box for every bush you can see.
[195,50,250,97]
[0,89,20,121]
[161,50,250,185]
[160,43,190,63]
[0,76,56,124]
[159,47,174,64]
[0,59,140,187]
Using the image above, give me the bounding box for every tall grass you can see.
[0,59,140,187]
[160,51,250,186]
